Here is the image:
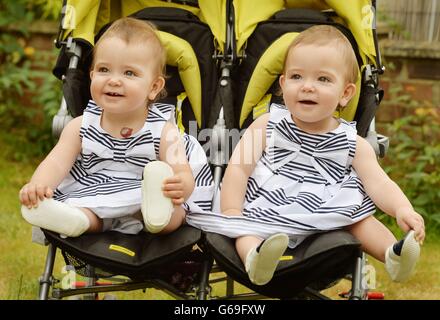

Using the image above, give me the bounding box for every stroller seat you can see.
[43,226,202,280]
[206,230,361,299]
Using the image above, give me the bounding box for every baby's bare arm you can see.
[221,113,270,215]
[19,117,82,207]
[159,121,195,203]
[352,136,425,242]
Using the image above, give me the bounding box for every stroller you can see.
[35,0,387,300]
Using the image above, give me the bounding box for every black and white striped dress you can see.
[53,100,214,221]
[186,104,375,248]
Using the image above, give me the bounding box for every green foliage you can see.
[0,1,34,92]
[378,94,440,237]
[0,1,34,32]
[0,0,60,162]
[28,0,62,20]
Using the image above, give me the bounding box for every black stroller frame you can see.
[35,0,387,301]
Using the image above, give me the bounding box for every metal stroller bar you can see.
[211,107,227,199]
[54,0,68,49]
[52,37,80,137]
[349,251,368,300]
[371,0,385,76]
[39,244,57,300]
[50,278,192,300]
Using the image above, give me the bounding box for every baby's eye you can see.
[98,67,109,73]
[291,74,302,80]
[318,76,331,83]
[125,70,135,77]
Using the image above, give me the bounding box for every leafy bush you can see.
[378,100,440,237]
[29,0,62,20]
[0,2,35,97]
[0,0,61,161]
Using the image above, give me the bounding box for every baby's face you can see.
[279,43,355,132]
[90,36,164,115]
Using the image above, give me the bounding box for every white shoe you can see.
[245,233,289,286]
[21,198,89,237]
[385,230,420,282]
[141,161,174,233]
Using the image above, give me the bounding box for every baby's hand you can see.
[162,175,184,206]
[396,207,425,244]
[19,182,53,208]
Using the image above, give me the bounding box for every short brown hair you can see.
[283,25,359,84]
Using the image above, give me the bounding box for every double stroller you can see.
[35,0,387,300]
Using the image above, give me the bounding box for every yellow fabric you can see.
[239,32,361,127]
[176,92,187,134]
[240,33,297,127]
[65,0,202,45]
[253,94,272,120]
[158,31,202,128]
[66,0,375,61]
[65,0,101,45]
[120,0,200,18]
[233,0,376,64]
[285,0,376,64]
[233,0,284,52]
[198,0,227,53]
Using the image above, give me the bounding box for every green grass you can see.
[321,242,440,300]
[1,137,439,300]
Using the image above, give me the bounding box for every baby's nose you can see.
[301,82,315,92]
[108,76,122,86]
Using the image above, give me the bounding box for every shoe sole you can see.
[21,198,89,237]
[394,230,420,282]
[248,233,289,285]
[141,161,174,233]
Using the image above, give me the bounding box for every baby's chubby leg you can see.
[21,198,100,237]
[78,207,103,233]
[236,235,264,264]
[157,206,186,235]
[346,215,396,262]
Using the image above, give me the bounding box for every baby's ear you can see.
[339,83,356,107]
[148,76,166,101]
[279,74,285,90]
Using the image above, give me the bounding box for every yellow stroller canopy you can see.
[232,0,377,126]
[233,0,376,64]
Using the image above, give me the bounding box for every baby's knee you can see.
[80,208,103,233]
[158,207,186,235]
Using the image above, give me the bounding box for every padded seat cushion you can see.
[44,225,202,279]
[206,230,361,298]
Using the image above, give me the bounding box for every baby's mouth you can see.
[105,92,123,97]
[299,100,317,105]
